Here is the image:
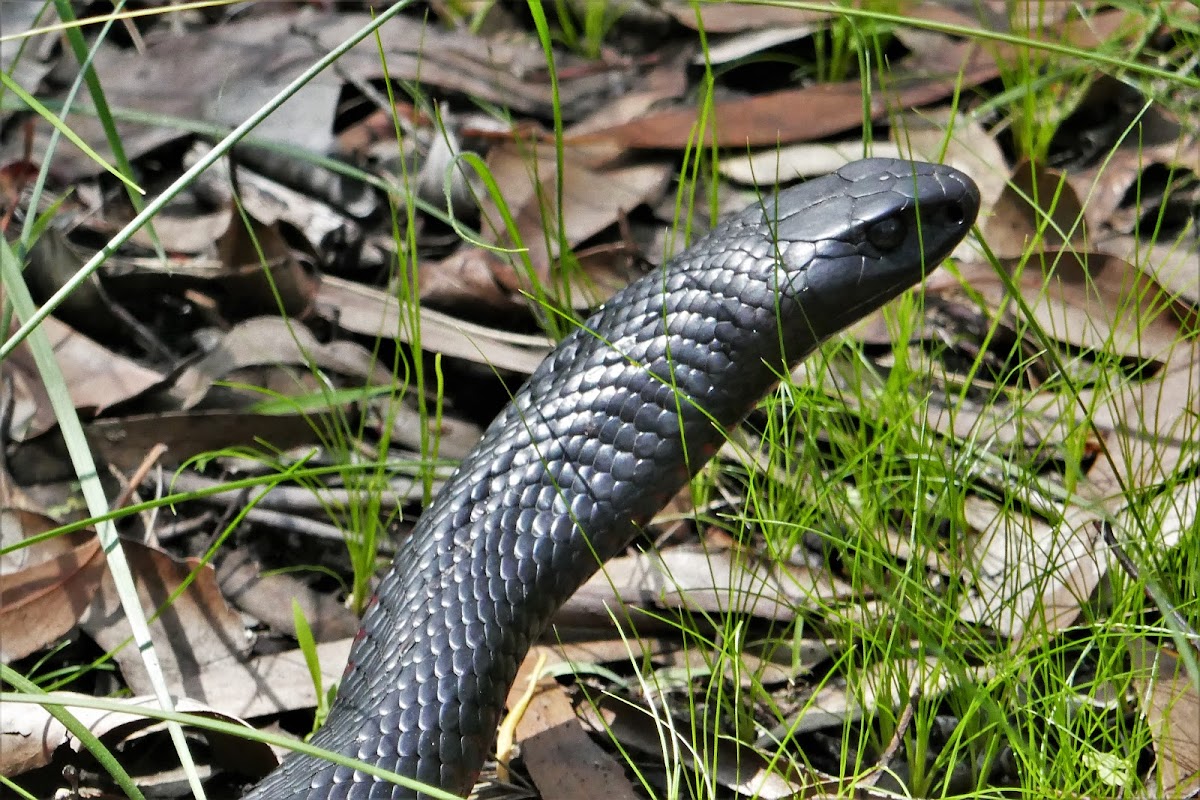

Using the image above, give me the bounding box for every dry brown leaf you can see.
[1,312,163,442]
[700,25,820,66]
[956,355,1199,645]
[159,315,487,457]
[662,0,841,32]
[919,390,1056,463]
[982,161,1088,258]
[0,506,87,569]
[1021,250,1194,360]
[581,691,827,799]
[799,657,994,733]
[956,251,1197,362]
[129,207,234,255]
[1129,640,1200,798]
[1112,476,1200,556]
[168,315,395,409]
[164,638,352,724]
[1100,232,1200,308]
[9,411,324,484]
[316,275,551,374]
[576,51,998,151]
[1061,77,1193,232]
[309,12,614,120]
[957,496,1103,641]
[656,638,832,688]
[1080,349,1200,487]
[421,248,523,313]
[34,12,614,181]
[217,548,359,642]
[512,665,640,800]
[566,545,833,626]
[212,213,321,322]
[0,693,275,779]
[163,452,453,512]
[186,139,370,243]
[0,524,305,774]
[0,536,105,663]
[586,7,1137,153]
[79,539,249,696]
[462,142,670,295]
[1026,512,1107,642]
[1039,6,1150,51]
[901,0,1010,29]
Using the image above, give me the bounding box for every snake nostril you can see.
[936,203,967,228]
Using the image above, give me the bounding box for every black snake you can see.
[244,158,980,799]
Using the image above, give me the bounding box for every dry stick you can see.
[113,442,168,510]
[866,689,919,787]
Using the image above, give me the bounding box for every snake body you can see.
[245,159,980,799]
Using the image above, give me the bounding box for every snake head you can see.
[761,157,980,353]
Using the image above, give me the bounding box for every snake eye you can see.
[866,217,906,250]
